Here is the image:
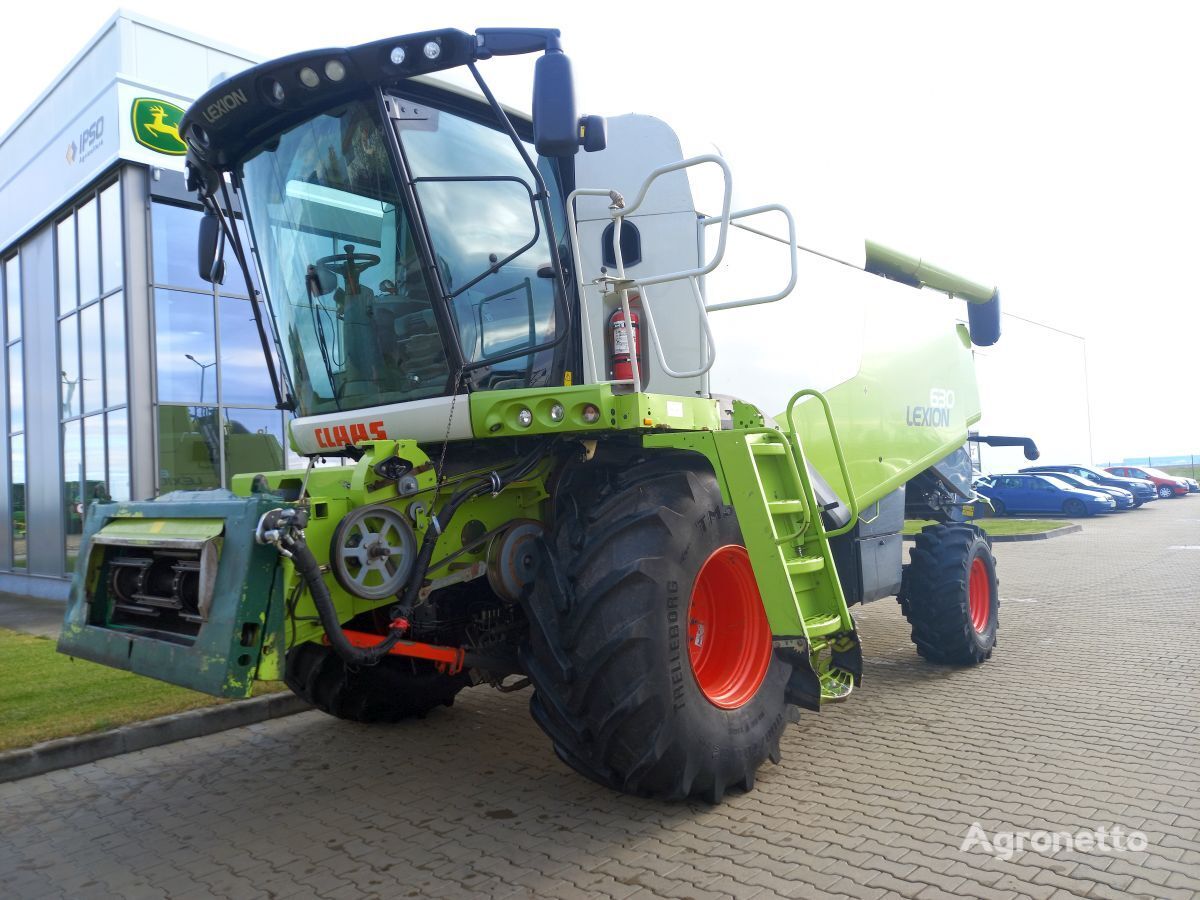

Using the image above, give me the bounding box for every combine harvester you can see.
[61,27,1009,802]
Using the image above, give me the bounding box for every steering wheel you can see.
[316,244,381,294]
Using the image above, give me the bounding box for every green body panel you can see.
[469,384,720,438]
[784,323,981,513]
[57,492,287,698]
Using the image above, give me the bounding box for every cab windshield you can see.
[240,95,562,417]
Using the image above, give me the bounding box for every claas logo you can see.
[314,421,388,449]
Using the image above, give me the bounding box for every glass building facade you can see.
[0,12,271,600]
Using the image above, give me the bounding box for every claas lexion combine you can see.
[60,27,1010,801]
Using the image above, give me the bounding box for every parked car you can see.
[1103,465,1192,499]
[1045,472,1136,509]
[1019,464,1156,507]
[976,473,1117,517]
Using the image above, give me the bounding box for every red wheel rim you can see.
[687,545,773,709]
[968,557,992,632]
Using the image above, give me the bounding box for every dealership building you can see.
[0,12,289,600]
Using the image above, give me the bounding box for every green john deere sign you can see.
[131,97,187,156]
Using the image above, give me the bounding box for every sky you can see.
[3,0,1198,463]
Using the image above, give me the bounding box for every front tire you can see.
[898,523,998,665]
[990,498,1006,517]
[522,454,789,802]
[1063,498,1088,517]
[285,642,469,723]
[1158,485,1174,499]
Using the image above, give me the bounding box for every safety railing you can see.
[566,154,798,391]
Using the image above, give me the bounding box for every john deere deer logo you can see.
[131,98,187,156]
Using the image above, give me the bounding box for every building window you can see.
[58,178,129,571]
[150,200,288,492]
[5,254,25,571]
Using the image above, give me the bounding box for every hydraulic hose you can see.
[286,535,403,666]
[285,441,552,667]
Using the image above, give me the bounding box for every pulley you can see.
[331,506,417,600]
[486,519,544,602]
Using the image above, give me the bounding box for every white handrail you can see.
[701,205,798,312]
[566,155,798,389]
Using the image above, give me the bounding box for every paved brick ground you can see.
[2,500,1198,899]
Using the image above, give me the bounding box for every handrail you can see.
[702,205,798,312]
[566,154,799,389]
[785,389,860,540]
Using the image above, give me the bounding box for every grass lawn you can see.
[0,628,284,752]
[903,518,1068,537]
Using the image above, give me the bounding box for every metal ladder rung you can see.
[767,499,806,515]
[785,556,825,575]
[750,442,787,456]
[803,614,844,637]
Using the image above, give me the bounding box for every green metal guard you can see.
[785,388,860,540]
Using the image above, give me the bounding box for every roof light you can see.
[324,60,346,82]
[390,46,406,66]
[268,79,285,103]
[298,67,320,88]
[423,41,441,60]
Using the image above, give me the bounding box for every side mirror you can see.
[198,210,225,284]
[532,50,578,157]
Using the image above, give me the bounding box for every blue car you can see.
[1044,471,1136,510]
[977,473,1117,517]
[1019,464,1156,507]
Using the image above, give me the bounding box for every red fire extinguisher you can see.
[609,294,645,385]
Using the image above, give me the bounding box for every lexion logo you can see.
[906,387,956,428]
[131,98,187,156]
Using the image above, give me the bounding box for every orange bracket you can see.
[334,629,467,675]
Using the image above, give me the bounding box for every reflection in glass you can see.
[63,420,83,569]
[107,409,130,502]
[396,104,558,383]
[57,217,77,314]
[157,405,221,493]
[11,433,25,569]
[8,342,23,433]
[5,255,19,340]
[60,314,80,419]
[104,293,127,407]
[152,202,207,291]
[155,289,215,403]
[81,302,103,413]
[100,182,123,294]
[77,199,100,303]
[84,414,107,504]
[219,296,273,405]
[223,408,284,487]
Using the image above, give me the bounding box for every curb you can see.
[0,692,311,784]
[904,523,1082,543]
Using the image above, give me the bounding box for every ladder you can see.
[714,389,863,708]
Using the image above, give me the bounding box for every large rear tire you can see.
[898,523,998,665]
[522,454,790,802]
[285,642,470,723]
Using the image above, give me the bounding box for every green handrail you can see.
[784,389,859,540]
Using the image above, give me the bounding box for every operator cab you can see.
[183,29,599,420]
